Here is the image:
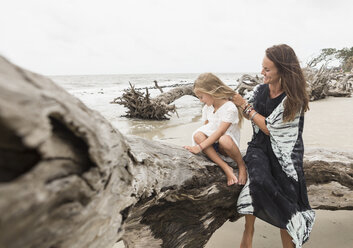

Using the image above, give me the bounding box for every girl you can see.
[184,73,247,186]
[233,44,315,248]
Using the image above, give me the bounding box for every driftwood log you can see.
[235,73,263,96]
[0,56,353,248]
[111,82,194,120]
[303,67,352,101]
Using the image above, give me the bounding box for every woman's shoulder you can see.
[256,83,268,93]
[252,84,269,100]
[245,83,267,103]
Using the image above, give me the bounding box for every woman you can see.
[233,44,315,248]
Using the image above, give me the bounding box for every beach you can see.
[2,1,352,246]
[116,96,352,248]
[51,75,353,248]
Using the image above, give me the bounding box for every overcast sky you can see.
[1,0,352,75]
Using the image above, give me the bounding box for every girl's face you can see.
[261,56,280,85]
[195,90,214,106]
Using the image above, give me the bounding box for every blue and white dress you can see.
[237,84,315,248]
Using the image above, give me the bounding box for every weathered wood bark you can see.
[111,83,194,120]
[304,66,331,101]
[304,67,353,101]
[304,148,353,210]
[235,74,263,96]
[0,56,239,248]
[0,56,352,248]
[326,73,353,97]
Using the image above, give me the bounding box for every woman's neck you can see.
[269,81,284,99]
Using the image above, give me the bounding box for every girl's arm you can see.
[232,93,270,135]
[185,122,231,154]
[198,122,231,149]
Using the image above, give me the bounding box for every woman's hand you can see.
[232,93,246,107]
[183,145,202,154]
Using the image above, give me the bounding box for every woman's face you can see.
[261,56,280,85]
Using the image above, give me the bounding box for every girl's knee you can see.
[193,132,207,143]
[219,135,234,150]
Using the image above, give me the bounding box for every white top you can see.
[192,101,240,147]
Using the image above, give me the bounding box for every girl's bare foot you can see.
[238,164,247,185]
[224,166,238,186]
[227,173,238,186]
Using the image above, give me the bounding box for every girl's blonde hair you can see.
[194,73,243,127]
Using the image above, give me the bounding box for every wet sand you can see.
[116,96,353,248]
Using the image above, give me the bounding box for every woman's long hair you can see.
[194,73,243,127]
[266,44,309,121]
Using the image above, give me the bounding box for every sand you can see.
[205,210,353,248]
[115,96,353,247]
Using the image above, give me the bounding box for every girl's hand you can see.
[183,145,202,154]
[232,93,246,107]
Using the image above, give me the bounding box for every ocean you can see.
[50,73,254,141]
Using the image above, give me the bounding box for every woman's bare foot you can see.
[240,225,254,248]
[238,163,247,185]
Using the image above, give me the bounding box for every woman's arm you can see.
[232,93,270,136]
[247,109,269,135]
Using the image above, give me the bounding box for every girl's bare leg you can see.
[240,214,256,248]
[280,229,294,248]
[193,132,238,186]
[218,135,247,185]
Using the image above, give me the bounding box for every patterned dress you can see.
[237,84,315,248]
